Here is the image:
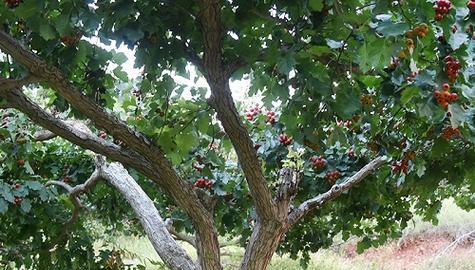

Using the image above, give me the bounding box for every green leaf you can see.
[401,86,419,105]
[308,0,324,11]
[376,21,410,37]
[333,86,361,119]
[112,52,128,65]
[276,54,296,76]
[113,67,129,82]
[0,198,7,214]
[448,104,466,128]
[39,24,57,41]
[24,161,35,175]
[20,198,32,213]
[25,181,42,191]
[448,32,468,50]
[325,39,343,49]
[14,0,37,18]
[54,14,71,35]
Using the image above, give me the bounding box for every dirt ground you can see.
[343,231,475,270]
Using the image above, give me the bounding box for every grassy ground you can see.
[102,199,475,270]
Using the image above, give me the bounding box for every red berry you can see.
[442,83,450,92]
[16,159,25,167]
[449,92,458,101]
[278,134,293,146]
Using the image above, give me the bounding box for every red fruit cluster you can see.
[434,83,458,109]
[347,148,355,158]
[444,55,461,83]
[451,24,457,34]
[193,155,205,173]
[278,134,293,146]
[4,0,22,8]
[468,0,475,11]
[63,175,71,183]
[388,57,400,70]
[441,126,460,140]
[266,111,276,124]
[310,156,326,170]
[434,0,452,21]
[325,170,341,184]
[13,196,22,205]
[17,159,25,167]
[244,104,261,121]
[391,159,409,174]
[98,130,107,139]
[193,178,213,190]
[405,71,418,82]
[12,183,21,189]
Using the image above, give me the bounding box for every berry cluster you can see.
[17,159,25,167]
[406,23,430,38]
[193,178,213,190]
[193,155,205,173]
[266,111,276,124]
[405,71,418,82]
[13,196,22,205]
[12,182,21,189]
[310,156,326,170]
[388,57,400,70]
[441,126,460,140]
[244,104,261,121]
[444,56,461,83]
[360,95,373,105]
[336,119,352,128]
[347,148,355,158]
[325,170,341,185]
[98,130,108,139]
[434,0,452,21]
[434,83,458,109]
[278,133,293,146]
[63,175,71,183]
[4,0,22,8]
[468,0,475,11]
[391,159,409,174]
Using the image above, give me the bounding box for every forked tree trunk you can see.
[240,221,288,270]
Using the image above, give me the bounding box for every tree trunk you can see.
[240,221,287,270]
[99,160,199,270]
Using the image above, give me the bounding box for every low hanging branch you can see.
[287,156,388,226]
[96,156,199,270]
[32,119,198,269]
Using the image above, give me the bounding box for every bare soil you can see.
[343,231,475,270]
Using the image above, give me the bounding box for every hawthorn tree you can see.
[0,0,474,269]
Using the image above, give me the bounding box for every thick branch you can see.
[197,0,277,221]
[0,89,162,181]
[0,33,221,262]
[0,74,39,92]
[33,120,90,141]
[288,156,388,226]
[97,157,198,270]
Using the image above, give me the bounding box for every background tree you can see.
[0,0,474,269]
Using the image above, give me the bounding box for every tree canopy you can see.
[0,0,474,269]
